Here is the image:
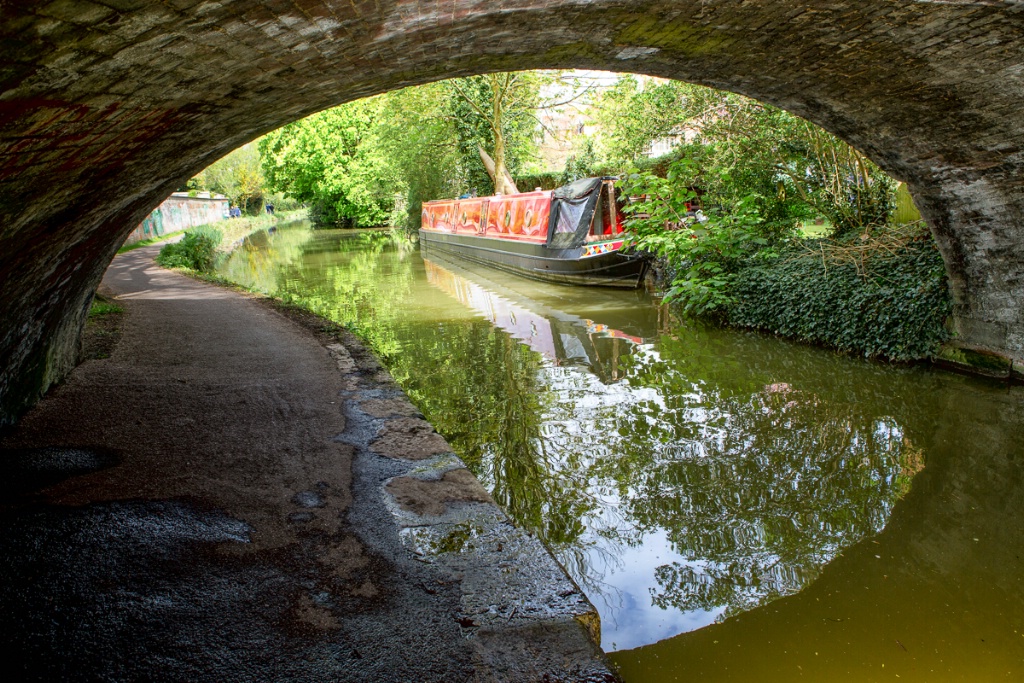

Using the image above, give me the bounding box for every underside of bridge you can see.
[0,0,1022,425]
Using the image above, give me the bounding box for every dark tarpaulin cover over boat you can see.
[545,177,603,250]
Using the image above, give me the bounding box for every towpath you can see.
[0,245,614,682]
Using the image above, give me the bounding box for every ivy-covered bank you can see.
[640,228,952,363]
[726,233,951,361]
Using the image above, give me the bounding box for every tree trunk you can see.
[491,76,508,195]
[489,74,519,195]
[478,146,519,195]
[478,145,497,187]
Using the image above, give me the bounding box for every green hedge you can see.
[726,236,951,360]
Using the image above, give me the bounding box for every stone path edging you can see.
[300,308,615,680]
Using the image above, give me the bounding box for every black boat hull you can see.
[418,230,648,289]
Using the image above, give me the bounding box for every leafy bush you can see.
[156,225,223,272]
[589,76,899,241]
[727,233,951,360]
[558,138,599,185]
[308,199,353,229]
[789,121,897,238]
[803,158,896,239]
[622,164,795,316]
[631,147,688,178]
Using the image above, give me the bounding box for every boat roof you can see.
[424,189,550,205]
[424,177,615,205]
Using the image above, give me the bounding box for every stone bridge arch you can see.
[1,0,1022,425]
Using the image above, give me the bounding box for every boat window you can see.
[606,182,619,235]
[554,200,587,240]
[614,190,628,234]
[591,183,614,236]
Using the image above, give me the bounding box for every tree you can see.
[194,143,266,215]
[592,75,897,239]
[613,79,903,317]
[560,137,597,185]
[591,75,692,164]
[374,82,465,232]
[445,72,543,195]
[677,94,895,237]
[258,97,400,228]
[785,120,896,237]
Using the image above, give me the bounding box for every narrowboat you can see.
[419,177,649,288]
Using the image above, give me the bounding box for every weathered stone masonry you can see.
[1,0,1022,425]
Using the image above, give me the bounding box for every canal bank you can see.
[0,244,615,682]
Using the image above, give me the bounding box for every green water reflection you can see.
[217,223,1023,679]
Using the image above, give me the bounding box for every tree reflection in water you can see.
[217,224,924,650]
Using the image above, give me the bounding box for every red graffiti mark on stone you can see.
[0,98,88,132]
[0,100,184,181]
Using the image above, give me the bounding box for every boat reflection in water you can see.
[423,254,652,384]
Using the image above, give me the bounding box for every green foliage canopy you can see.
[592,75,692,163]
[255,74,544,231]
[259,98,400,228]
[622,162,783,316]
[605,74,921,356]
[375,82,466,231]
[593,76,896,239]
[194,143,266,215]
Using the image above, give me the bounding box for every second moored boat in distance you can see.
[419,177,649,288]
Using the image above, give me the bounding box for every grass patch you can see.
[118,229,186,254]
[89,300,123,317]
[83,294,125,361]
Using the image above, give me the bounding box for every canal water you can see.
[218,223,1023,681]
